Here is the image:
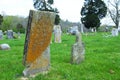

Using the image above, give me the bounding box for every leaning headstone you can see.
[23,10,55,76]
[0,30,3,39]
[0,43,10,50]
[111,28,118,36]
[71,31,85,64]
[54,25,62,43]
[7,30,13,39]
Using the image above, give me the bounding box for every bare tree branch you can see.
[108,0,116,8]
[107,0,120,28]
[108,8,116,23]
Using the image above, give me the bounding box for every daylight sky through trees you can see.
[0,0,115,25]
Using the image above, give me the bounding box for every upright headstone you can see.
[7,30,13,39]
[81,24,84,33]
[17,32,21,39]
[118,26,120,32]
[71,31,85,64]
[111,28,118,36]
[23,10,55,76]
[0,30,3,39]
[54,25,62,43]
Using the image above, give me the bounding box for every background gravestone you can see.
[0,30,3,39]
[7,30,13,39]
[23,10,55,76]
[71,31,85,64]
[54,25,62,43]
[17,32,21,39]
[111,28,118,36]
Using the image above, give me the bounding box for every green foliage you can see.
[54,14,60,25]
[0,16,13,31]
[16,23,25,33]
[13,27,25,33]
[0,16,27,32]
[47,0,53,4]
[0,33,120,80]
[33,0,55,12]
[82,14,100,29]
[81,0,107,29]
[0,14,3,25]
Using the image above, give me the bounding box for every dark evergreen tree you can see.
[33,0,55,12]
[54,14,60,25]
[16,23,23,32]
[81,0,107,29]
[0,14,3,25]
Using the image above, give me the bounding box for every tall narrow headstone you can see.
[23,10,55,76]
[7,30,13,39]
[54,25,62,43]
[81,24,84,33]
[71,31,85,64]
[17,32,21,39]
[0,30,3,40]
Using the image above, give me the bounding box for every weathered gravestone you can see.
[0,43,10,50]
[71,31,85,64]
[23,10,55,76]
[17,32,21,39]
[54,25,62,43]
[0,30,3,39]
[7,30,13,39]
[118,26,120,32]
[111,28,118,36]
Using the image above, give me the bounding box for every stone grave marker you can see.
[71,31,85,64]
[0,43,10,50]
[54,25,62,43]
[111,28,118,36]
[17,32,21,39]
[23,10,55,76]
[0,30,3,39]
[7,30,13,39]
[118,26,120,32]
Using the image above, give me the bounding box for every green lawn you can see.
[0,32,120,80]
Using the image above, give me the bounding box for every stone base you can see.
[23,46,50,76]
[23,66,49,77]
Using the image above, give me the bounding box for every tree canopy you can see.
[81,0,107,29]
[54,14,60,25]
[107,0,120,28]
[0,16,27,33]
[33,0,57,12]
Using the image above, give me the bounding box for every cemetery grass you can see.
[0,33,120,80]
